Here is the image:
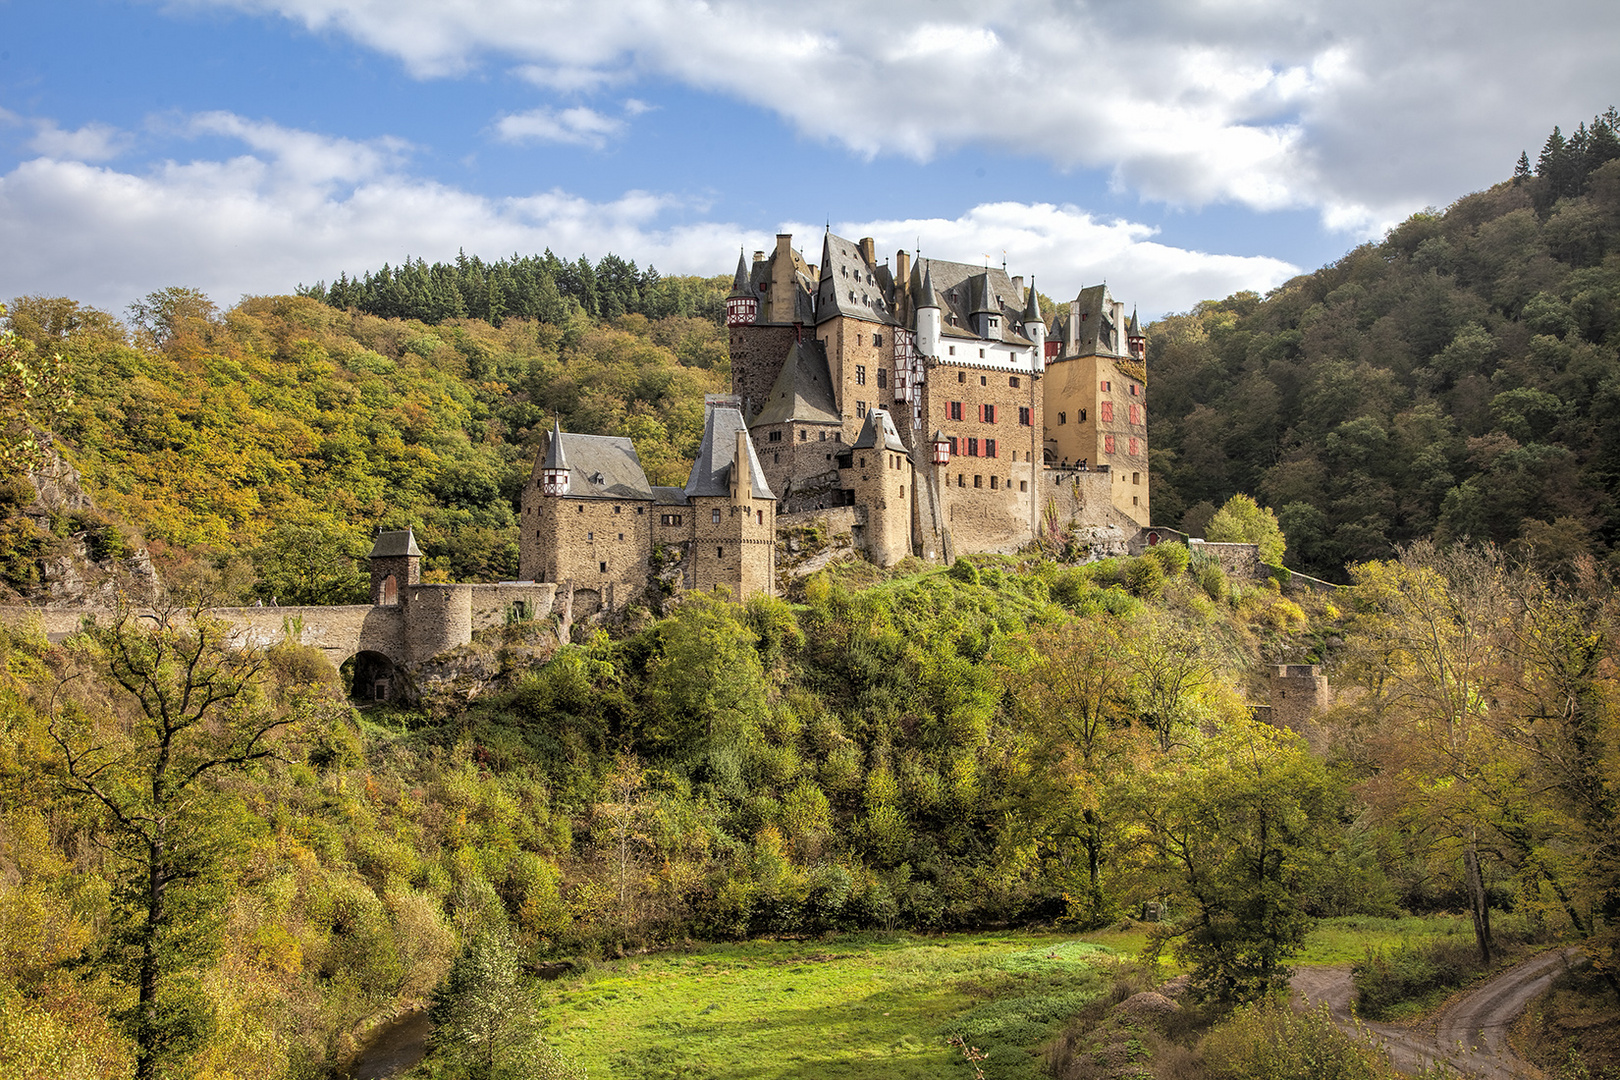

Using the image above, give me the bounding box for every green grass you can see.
[537,917,1478,1079]
[538,932,1110,1080]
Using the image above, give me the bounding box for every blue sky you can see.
[3,0,1616,319]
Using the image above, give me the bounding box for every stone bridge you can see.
[0,581,562,699]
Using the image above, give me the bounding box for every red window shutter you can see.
[1101,401,1113,422]
[1105,434,1115,453]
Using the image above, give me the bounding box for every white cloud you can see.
[29,121,133,162]
[0,115,1293,317]
[494,106,624,148]
[191,0,1620,234]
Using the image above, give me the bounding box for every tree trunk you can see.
[1463,842,1493,965]
[135,838,166,1080]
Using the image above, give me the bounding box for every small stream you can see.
[347,1010,431,1080]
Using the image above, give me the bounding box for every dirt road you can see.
[1291,947,1584,1079]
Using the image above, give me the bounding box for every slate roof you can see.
[909,257,1036,346]
[751,337,841,427]
[369,528,422,559]
[684,405,776,501]
[1066,284,1120,357]
[851,408,908,453]
[728,250,752,298]
[531,429,655,500]
[652,486,689,506]
[816,231,898,326]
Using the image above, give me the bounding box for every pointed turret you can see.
[541,418,571,496]
[725,249,758,327]
[914,259,941,360]
[1127,307,1146,361]
[1024,277,1046,370]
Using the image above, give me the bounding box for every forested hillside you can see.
[1148,113,1620,581]
[1,289,728,603]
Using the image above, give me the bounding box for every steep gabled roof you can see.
[909,257,1031,345]
[752,337,841,427]
[815,231,898,326]
[684,404,775,500]
[530,427,655,500]
[851,408,908,453]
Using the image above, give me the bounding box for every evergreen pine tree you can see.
[1514,151,1532,185]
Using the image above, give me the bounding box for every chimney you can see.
[752,250,766,263]
[859,237,876,267]
[895,249,911,286]
[1011,275,1024,300]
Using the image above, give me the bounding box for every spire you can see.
[916,260,939,309]
[542,417,568,471]
[1128,307,1141,336]
[1023,276,1042,322]
[728,249,751,297]
[540,417,571,496]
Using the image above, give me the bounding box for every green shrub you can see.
[1201,1000,1404,1080]
[1352,938,1481,1019]
[1148,540,1191,576]
[1196,562,1230,601]
[948,559,980,585]
[1124,555,1166,598]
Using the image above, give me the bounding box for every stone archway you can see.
[343,650,398,702]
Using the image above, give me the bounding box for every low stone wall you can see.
[468,583,559,632]
[1189,541,1261,580]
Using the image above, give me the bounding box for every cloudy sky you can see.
[2,0,1615,319]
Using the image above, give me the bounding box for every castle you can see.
[520,231,1153,610]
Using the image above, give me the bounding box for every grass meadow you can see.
[535,916,1473,1079]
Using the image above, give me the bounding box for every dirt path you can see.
[1291,947,1584,1079]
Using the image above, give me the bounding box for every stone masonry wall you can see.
[729,324,798,421]
[526,495,655,604]
[918,359,1045,553]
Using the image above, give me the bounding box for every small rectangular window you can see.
[873,333,882,346]
[1059,411,1066,425]
[1101,380,1111,392]
[990,476,998,489]
[1130,383,1139,396]
[986,439,997,458]
[618,532,624,540]
[979,349,986,359]
[1010,376,1020,388]
[857,400,867,417]
[974,474,983,488]
[877,369,887,389]
[948,436,959,455]
[587,531,594,540]
[800,430,808,441]
[967,437,979,457]
[983,404,996,423]
[711,509,721,523]
[1018,406,1031,426]
[856,364,867,385]
[949,401,963,421]
[717,546,724,558]
[757,509,764,524]
[957,370,965,382]
[599,561,607,573]
[769,430,782,441]
[614,505,621,514]
[1019,480,1028,492]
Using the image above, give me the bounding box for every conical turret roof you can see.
[915,259,939,309]
[728,250,752,298]
[1023,277,1042,322]
[1128,308,1141,336]
[541,417,569,471]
